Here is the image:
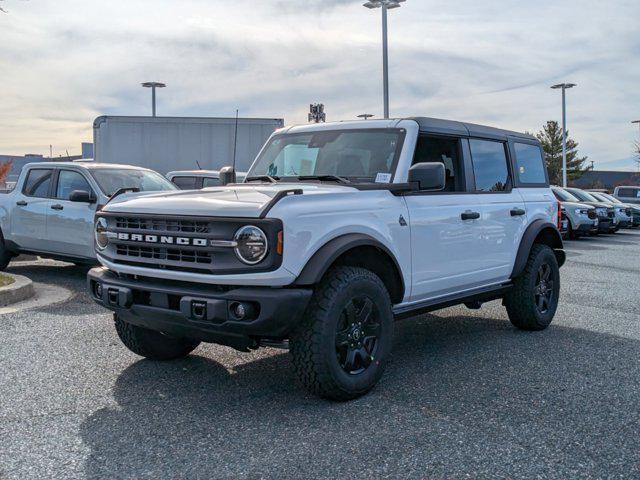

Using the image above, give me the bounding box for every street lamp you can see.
[141,82,166,117]
[364,0,406,119]
[551,83,577,187]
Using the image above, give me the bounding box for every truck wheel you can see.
[504,244,560,331]
[0,242,13,271]
[290,266,393,401]
[114,314,200,360]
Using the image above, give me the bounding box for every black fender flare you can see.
[293,233,405,299]
[511,220,565,279]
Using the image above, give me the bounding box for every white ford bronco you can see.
[88,117,565,400]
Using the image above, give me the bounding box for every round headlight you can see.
[234,226,268,265]
[95,217,109,250]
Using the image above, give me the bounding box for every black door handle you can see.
[16,200,27,206]
[461,211,481,221]
[510,208,526,216]
[51,204,64,211]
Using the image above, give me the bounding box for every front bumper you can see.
[597,217,613,232]
[88,267,312,351]
[576,221,598,233]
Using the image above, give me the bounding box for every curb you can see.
[0,274,35,307]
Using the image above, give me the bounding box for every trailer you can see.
[93,116,284,174]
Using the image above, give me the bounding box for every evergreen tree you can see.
[536,120,589,185]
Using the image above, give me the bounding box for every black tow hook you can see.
[191,301,208,321]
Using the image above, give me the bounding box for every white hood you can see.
[101,183,357,218]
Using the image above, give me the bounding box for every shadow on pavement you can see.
[6,262,101,314]
[79,313,640,479]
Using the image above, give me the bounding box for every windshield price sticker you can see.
[375,173,392,183]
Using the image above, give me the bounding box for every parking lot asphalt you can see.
[1,231,640,480]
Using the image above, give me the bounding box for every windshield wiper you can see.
[297,175,352,185]
[245,175,279,183]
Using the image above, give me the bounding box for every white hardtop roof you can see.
[278,116,535,141]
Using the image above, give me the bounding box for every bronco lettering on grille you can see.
[116,232,207,247]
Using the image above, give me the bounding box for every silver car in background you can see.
[0,162,177,269]
[588,191,637,228]
[551,186,598,238]
[588,191,633,229]
[614,186,640,205]
[167,170,247,190]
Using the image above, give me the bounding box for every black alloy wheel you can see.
[335,296,381,375]
[534,263,555,314]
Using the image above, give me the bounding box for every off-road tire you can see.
[504,244,560,331]
[0,241,13,271]
[290,266,393,401]
[114,314,200,360]
[567,222,576,240]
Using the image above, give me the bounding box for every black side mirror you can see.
[407,162,446,191]
[69,190,96,203]
[219,166,236,186]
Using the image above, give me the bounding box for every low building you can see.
[570,170,640,191]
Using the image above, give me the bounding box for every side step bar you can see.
[393,283,513,319]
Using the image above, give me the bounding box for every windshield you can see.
[567,188,598,203]
[247,129,404,183]
[600,192,621,203]
[552,187,580,202]
[90,169,177,196]
[589,192,610,203]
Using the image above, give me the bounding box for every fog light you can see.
[94,282,103,299]
[230,301,258,321]
[232,302,246,319]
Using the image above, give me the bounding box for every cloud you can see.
[0,0,638,169]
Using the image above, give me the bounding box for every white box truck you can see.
[93,116,284,174]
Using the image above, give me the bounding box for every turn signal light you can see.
[276,231,283,255]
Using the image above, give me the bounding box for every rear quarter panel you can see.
[520,187,558,223]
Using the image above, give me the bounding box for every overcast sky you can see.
[1,0,638,169]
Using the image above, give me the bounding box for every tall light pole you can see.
[551,83,576,187]
[141,82,166,117]
[364,0,405,119]
[634,121,640,173]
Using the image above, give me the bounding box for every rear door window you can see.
[514,143,547,185]
[469,139,510,192]
[202,177,221,188]
[172,176,198,190]
[23,169,53,197]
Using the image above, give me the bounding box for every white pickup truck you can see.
[88,117,565,400]
[0,162,177,268]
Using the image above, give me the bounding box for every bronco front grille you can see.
[115,217,210,234]
[116,244,213,265]
[99,213,282,275]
